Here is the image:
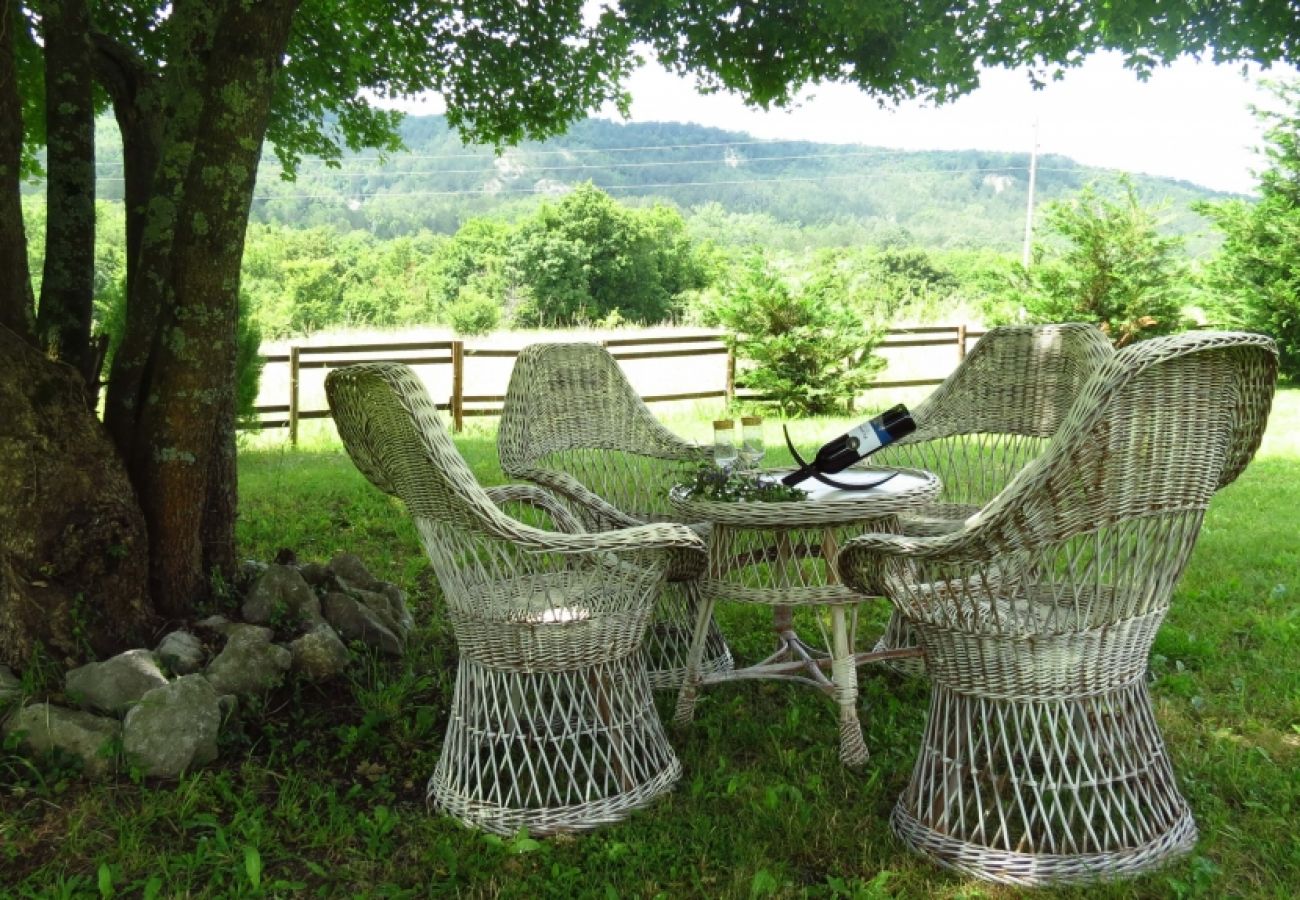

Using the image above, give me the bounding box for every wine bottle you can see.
[781,404,916,487]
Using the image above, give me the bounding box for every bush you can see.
[713,255,884,416]
[447,286,500,336]
[1199,80,1300,378]
[1000,178,1189,347]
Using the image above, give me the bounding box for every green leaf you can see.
[244,845,263,891]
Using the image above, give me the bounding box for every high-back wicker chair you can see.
[498,342,733,690]
[837,331,1277,885]
[869,324,1115,671]
[326,363,706,835]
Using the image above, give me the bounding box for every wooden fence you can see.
[250,325,987,443]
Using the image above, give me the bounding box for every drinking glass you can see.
[740,416,765,472]
[712,419,738,469]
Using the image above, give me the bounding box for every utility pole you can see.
[1022,118,1039,269]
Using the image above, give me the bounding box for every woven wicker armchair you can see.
[837,331,1277,885]
[326,363,706,835]
[498,342,733,690]
[868,324,1115,671]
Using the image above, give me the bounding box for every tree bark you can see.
[36,0,96,389]
[112,0,299,614]
[0,0,36,342]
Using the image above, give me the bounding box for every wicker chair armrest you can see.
[513,467,645,529]
[836,526,995,595]
[484,484,587,535]
[511,520,707,562]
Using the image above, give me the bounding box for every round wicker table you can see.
[669,467,941,765]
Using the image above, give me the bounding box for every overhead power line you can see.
[246,166,1057,201]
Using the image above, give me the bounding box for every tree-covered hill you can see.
[78,114,1233,254]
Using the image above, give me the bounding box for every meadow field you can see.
[2,388,1297,899]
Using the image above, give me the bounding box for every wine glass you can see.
[712,419,738,469]
[740,415,765,472]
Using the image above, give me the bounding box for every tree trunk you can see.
[105,0,300,615]
[0,0,36,342]
[35,0,97,390]
[0,326,153,669]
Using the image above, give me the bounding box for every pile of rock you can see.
[1,553,413,780]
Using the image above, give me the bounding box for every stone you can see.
[203,630,291,695]
[378,583,416,633]
[323,592,403,656]
[242,564,322,627]
[289,623,352,681]
[122,675,221,779]
[4,702,120,777]
[65,649,168,716]
[353,589,404,637]
[224,623,275,644]
[328,552,383,592]
[298,562,331,587]
[0,664,21,705]
[217,693,239,723]
[155,631,205,676]
[196,615,232,634]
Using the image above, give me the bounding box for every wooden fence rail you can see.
[247,325,988,442]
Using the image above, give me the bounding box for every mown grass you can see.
[2,392,1298,898]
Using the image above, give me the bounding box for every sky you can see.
[396,51,1289,197]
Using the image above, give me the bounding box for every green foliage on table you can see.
[676,463,807,503]
[999,178,1191,347]
[1199,80,1300,379]
[713,253,886,416]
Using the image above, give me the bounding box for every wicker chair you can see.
[325,363,706,835]
[837,331,1277,885]
[498,342,733,690]
[868,323,1116,672]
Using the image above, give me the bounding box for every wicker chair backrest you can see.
[870,324,1115,510]
[325,363,506,533]
[499,342,707,522]
[910,323,1116,440]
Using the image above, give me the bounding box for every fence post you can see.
[288,345,301,446]
[956,324,968,361]
[725,346,736,406]
[451,340,464,433]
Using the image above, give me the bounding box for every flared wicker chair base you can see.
[429,653,681,836]
[891,672,1198,886]
[893,807,1197,887]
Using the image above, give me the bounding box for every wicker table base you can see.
[669,468,941,765]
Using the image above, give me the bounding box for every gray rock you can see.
[155,631,206,676]
[378,583,416,633]
[196,614,232,634]
[298,562,331,587]
[217,693,239,723]
[352,589,403,637]
[240,558,269,584]
[224,623,275,644]
[4,702,120,777]
[65,649,168,716]
[328,552,383,592]
[242,564,323,627]
[323,592,403,656]
[0,664,20,703]
[289,623,352,681]
[122,675,221,779]
[204,630,292,695]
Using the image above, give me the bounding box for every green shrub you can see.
[447,286,500,336]
[714,255,883,416]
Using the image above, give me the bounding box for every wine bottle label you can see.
[845,420,887,455]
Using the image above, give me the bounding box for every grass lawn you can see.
[3,391,1298,898]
